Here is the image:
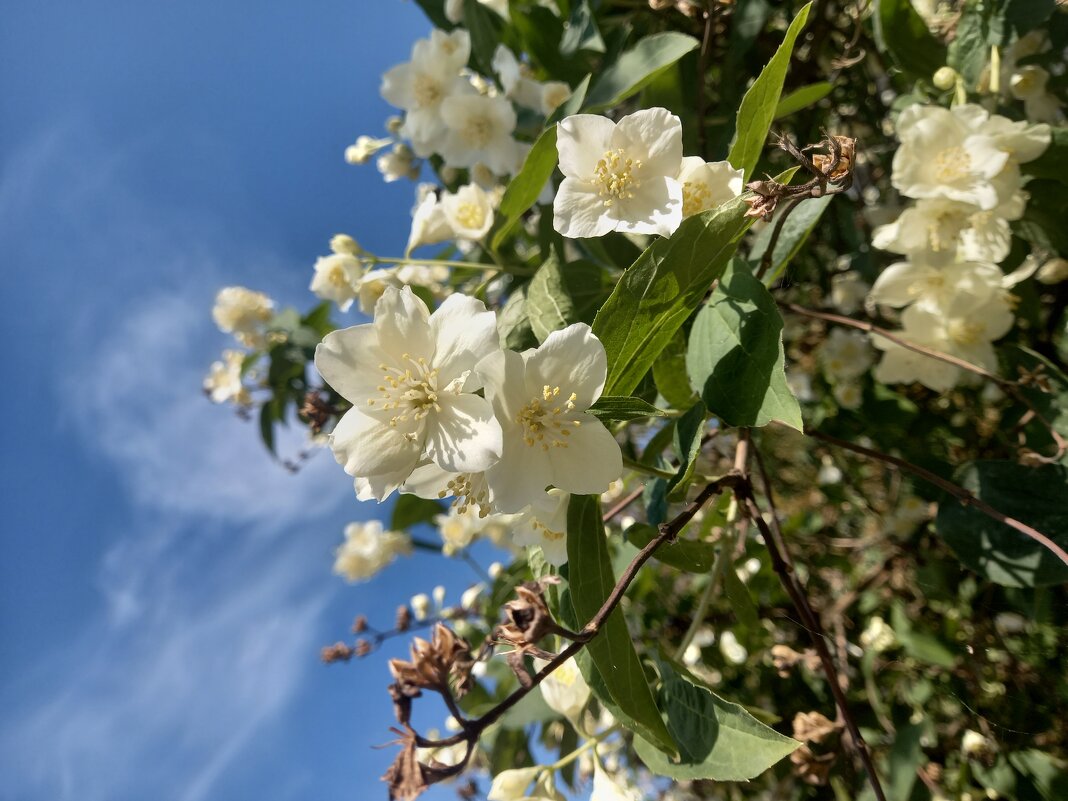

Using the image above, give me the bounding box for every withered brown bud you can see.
[397,605,413,632]
[355,638,373,658]
[793,711,841,744]
[389,623,475,698]
[456,779,478,801]
[299,390,335,435]
[771,644,822,676]
[320,642,354,663]
[790,743,837,786]
[352,614,368,634]
[811,135,856,182]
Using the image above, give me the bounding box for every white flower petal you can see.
[525,323,606,409]
[425,394,503,473]
[547,419,622,495]
[557,114,616,176]
[429,293,501,384]
[314,324,387,404]
[612,106,683,176]
[330,408,422,477]
[553,177,617,239]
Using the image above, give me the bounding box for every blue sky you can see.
[0,3,483,799]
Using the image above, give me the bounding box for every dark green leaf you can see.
[685,260,803,430]
[587,395,672,423]
[566,495,676,755]
[634,660,798,780]
[858,723,924,801]
[259,402,277,456]
[491,125,559,251]
[592,196,755,397]
[873,0,948,80]
[667,401,706,499]
[463,0,506,75]
[653,328,699,409]
[625,523,716,573]
[497,283,538,351]
[747,194,835,283]
[560,0,605,56]
[583,32,699,112]
[526,258,606,341]
[391,495,446,530]
[1023,127,1068,185]
[411,0,451,30]
[722,564,760,629]
[727,3,813,181]
[936,461,1068,588]
[773,81,833,119]
[890,602,957,668]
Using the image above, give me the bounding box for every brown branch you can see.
[602,485,645,523]
[755,197,804,282]
[696,6,714,159]
[416,473,745,751]
[803,427,1068,569]
[738,457,888,801]
[778,300,1068,461]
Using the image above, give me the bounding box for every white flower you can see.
[333,520,411,582]
[376,143,421,182]
[487,767,541,801]
[439,94,519,174]
[315,287,503,495]
[203,349,251,405]
[381,30,474,157]
[351,263,452,317]
[433,503,516,556]
[445,0,509,23]
[818,328,873,382]
[407,190,453,254]
[554,107,684,238]
[345,135,392,165]
[873,292,1014,391]
[832,381,863,410]
[830,272,870,314]
[410,592,432,620]
[476,323,623,512]
[310,252,363,312]
[885,495,931,537]
[962,730,996,760]
[1011,66,1064,123]
[330,233,360,256]
[540,81,571,116]
[860,616,897,653]
[212,286,274,347]
[872,196,1020,264]
[719,630,748,665]
[591,762,639,801]
[677,156,743,218]
[868,259,1005,312]
[1037,257,1068,285]
[514,488,571,565]
[535,655,591,720]
[442,182,495,240]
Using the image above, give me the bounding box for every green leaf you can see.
[936,461,1068,588]
[1014,178,1068,254]
[667,401,706,499]
[491,125,558,251]
[727,3,813,181]
[391,495,446,530]
[858,723,924,801]
[583,32,699,112]
[873,0,949,80]
[773,81,832,119]
[625,523,716,573]
[560,0,604,56]
[722,564,760,629]
[463,0,506,75]
[685,260,802,430]
[259,402,277,456]
[497,283,538,351]
[525,258,605,341]
[634,660,798,781]
[511,6,572,81]
[592,196,756,397]
[411,0,451,30]
[586,395,672,423]
[1009,750,1068,801]
[747,194,834,283]
[566,495,677,755]
[890,602,956,669]
[653,328,699,409]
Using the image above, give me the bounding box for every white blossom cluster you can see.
[869,103,1050,392]
[315,284,624,567]
[203,286,276,407]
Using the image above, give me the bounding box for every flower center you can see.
[515,385,580,451]
[948,320,983,346]
[463,116,494,148]
[454,201,486,231]
[327,265,350,289]
[682,180,712,218]
[531,516,565,542]
[413,73,444,108]
[368,353,442,430]
[439,473,492,518]
[933,146,972,183]
[594,148,641,206]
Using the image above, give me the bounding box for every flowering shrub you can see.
[205,1,1068,799]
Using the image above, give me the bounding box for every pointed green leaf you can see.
[635,660,799,781]
[592,196,756,397]
[727,3,812,181]
[685,260,802,430]
[526,258,606,341]
[491,125,558,251]
[747,194,835,283]
[774,81,832,119]
[583,32,699,112]
[586,396,672,423]
[566,495,677,755]
[873,0,948,80]
[625,523,716,573]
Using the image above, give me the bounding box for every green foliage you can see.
[685,260,802,430]
[491,125,558,251]
[565,494,676,755]
[747,194,835,283]
[592,196,755,397]
[937,461,1068,588]
[585,395,671,423]
[525,258,606,341]
[873,0,948,80]
[390,495,445,531]
[773,81,833,119]
[625,522,716,573]
[727,3,812,181]
[633,660,799,781]
[583,32,699,112]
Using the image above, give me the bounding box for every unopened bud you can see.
[396,604,412,631]
[432,585,447,609]
[354,638,372,657]
[329,234,360,256]
[1037,257,1068,285]
[410,593,431,621]
[933,66,958,90]
[321,642,354,663]
[385,115,404,135]
[488,561,503,579]
[351,614,368,634]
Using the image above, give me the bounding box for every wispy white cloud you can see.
[0,123,361,801]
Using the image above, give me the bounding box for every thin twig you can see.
[737,472,888,801]
[602,485,645,523]
[803,427,1068,569]
[755,197,804,282]
[696,6,715,159]
[778,300,1068,460]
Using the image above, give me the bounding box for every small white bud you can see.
[432,584,447,609]
[488,561,503,579]
[410,593,431,621]
[385,115,404,135]
[1037,257,1068,285]
[460,583,484,611]
[329,234,360,256]
[933,66,958,90]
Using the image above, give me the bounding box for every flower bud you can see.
[385,115,404,135]
[1037,257,1068,285]
[933,66,958,90]
[487,766,541,801]
[410,593,431,621]
[329,234,360,256]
